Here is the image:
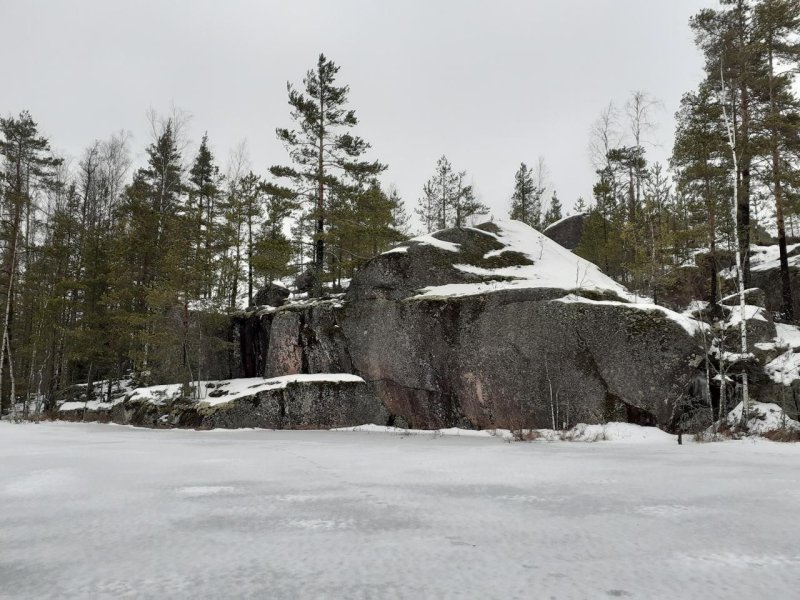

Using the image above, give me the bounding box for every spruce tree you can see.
[509,162,542,229]
[544,191,563,227]
[187,134,223,299]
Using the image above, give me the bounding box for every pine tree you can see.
[269,53,386,294]
[509,161,545,229]
[0,112,60,415]
[416,155,486,231]
[691,0,759,286]
[753,0,800,319]
[327,182,408,281]
[452,171,487,228]
[416,155,456,232]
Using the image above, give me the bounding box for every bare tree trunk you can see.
[33,350,48,422]
[721,65,750,427]
[1,210,20,419]
[6,331,16,422]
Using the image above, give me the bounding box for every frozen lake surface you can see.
[2,422,799,599]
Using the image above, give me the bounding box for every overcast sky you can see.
[0,0,715,227]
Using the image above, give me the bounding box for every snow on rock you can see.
[555,293,705,336]
[417,220,634,300]
[775,322,800,349]
[561,422,677,443]
[766,350,800,385]
[726,303,769,326]
[381,245,409,254]
[59,397,125,413]
[58,378,139,413]
[726,401,800,434]
[126,374,366,408]
[58,374,382,430]
[383,232,461,255]
[542,211,587,233]
[750,242,800,273]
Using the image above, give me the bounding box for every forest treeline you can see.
[1,0,799,417]
[561,0,800,318]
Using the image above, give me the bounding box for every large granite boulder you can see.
[238,221,704,430]
[253,283,290,307]
[543,213,587,251]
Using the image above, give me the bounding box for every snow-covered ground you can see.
[2,423,800,599]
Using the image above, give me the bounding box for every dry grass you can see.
[763,428,800,443]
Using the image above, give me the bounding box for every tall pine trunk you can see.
[767,41,794,320]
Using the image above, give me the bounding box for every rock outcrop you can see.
[237,221,704,429]
[58,375,385,429]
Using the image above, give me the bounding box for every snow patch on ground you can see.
[561,422,677,443]
[336,422,681,444]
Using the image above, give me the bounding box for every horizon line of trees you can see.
[3,0,799,418]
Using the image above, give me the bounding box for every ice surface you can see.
[2,422,800,599]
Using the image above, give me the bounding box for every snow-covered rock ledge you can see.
[57,374,387,430]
